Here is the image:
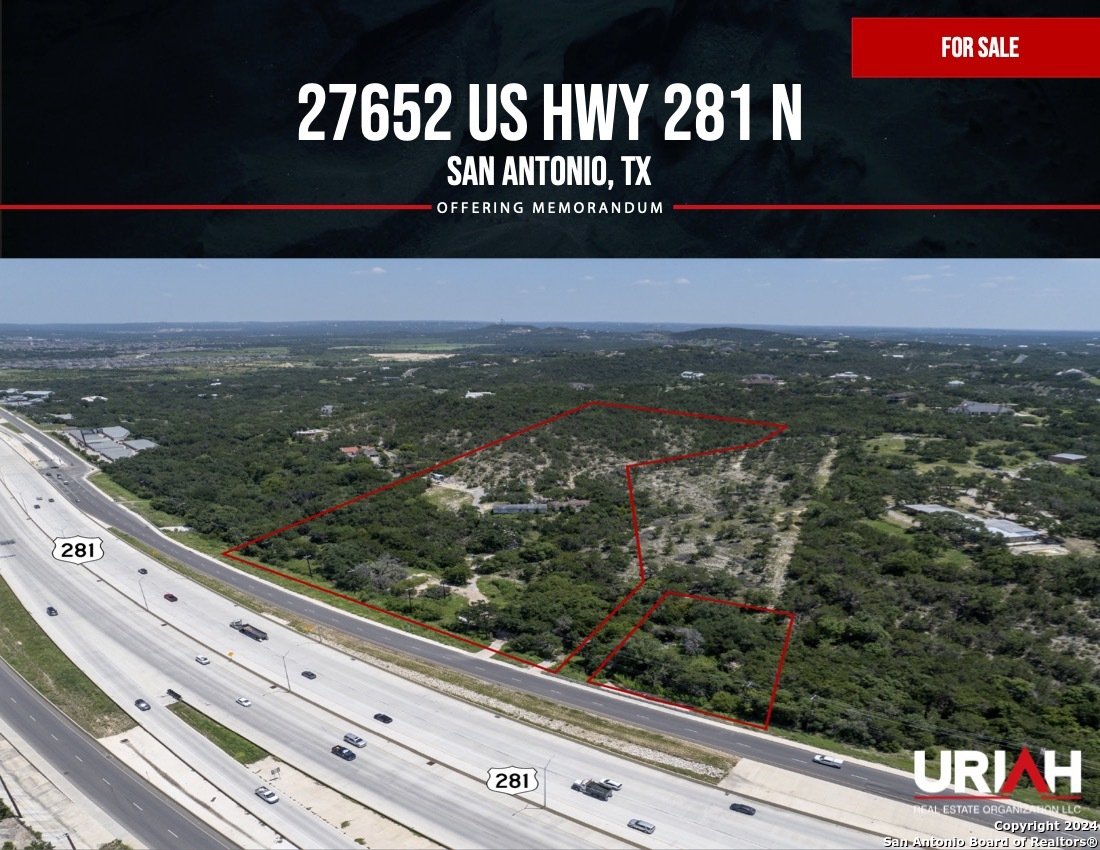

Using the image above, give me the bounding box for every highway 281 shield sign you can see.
[51,536,104,564]
[486,766,539,795]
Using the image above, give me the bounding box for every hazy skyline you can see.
[2,259,1096,330]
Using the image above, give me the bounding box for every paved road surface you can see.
[0,409,1069,838]
[1,435,878,850]
[0,656,236,850]
[1,438,603,849]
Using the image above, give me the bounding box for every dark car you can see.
[373,713,393,724]
[134,699,151,711]
[46,606,58,616]
[138,568,148,575]
[301,670,317,680]
[331,745,356,761]
[729,803,757,815]
[163,593,178,602]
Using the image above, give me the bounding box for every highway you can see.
[0,408,1068,839]
[0,655,235,850]
[0,428,878,849]
[0,438,617,849]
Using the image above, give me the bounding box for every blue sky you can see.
[2,259,1096,329]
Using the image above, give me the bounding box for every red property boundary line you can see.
[588,591,796,731]
[222,400,790,725]
[4,203,1098,212]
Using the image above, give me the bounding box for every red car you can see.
[163,593,178,602]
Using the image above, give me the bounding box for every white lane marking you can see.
[28,715,35,722]
[74,755,83,762]
[102,778,111,786]
[167,830,178,838]
[133,802,143,811]
[50,734,58,741]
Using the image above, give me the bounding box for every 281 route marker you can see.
[51,536,104,564]
[486,766,539,795]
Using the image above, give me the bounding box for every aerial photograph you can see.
[0,258,1098,850]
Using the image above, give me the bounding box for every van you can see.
[812,754,844,769]
[343,733,366,748]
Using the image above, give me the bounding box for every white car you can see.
[812,754,844,769]
[599,778,623,791]
[236,697,252,707]
[195,655,210,665]
[255,786,279,804]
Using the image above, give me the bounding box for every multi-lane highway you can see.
[0,409,1069,839]
[0,655,235,850]
[0,428,881,849]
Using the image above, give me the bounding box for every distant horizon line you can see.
[0,320,1098,334]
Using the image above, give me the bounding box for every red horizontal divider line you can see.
[6,203,1096,212]
[0,204,433,211]
[675,203,1100,211]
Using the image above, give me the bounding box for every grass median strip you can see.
[166,702,269,765]
[0,575,133,737]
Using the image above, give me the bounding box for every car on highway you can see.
[134,699,151,711]
[599,778,623,791]
[331,745,356,761]
[195,655,210,665]
[373,713,393,724]
[36,496,42,500]
[729,802,757,815]
[48,498,54,502]
[163,593,178,602]
[812,754,844,769]
[46,606,58,616]
[236,697,252,707]
[138,568,148,574]
[628,819,656,835]
[33,504,40,509]
[301,670,317,680]
[343,733,367,748]
[255,786,279,804]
